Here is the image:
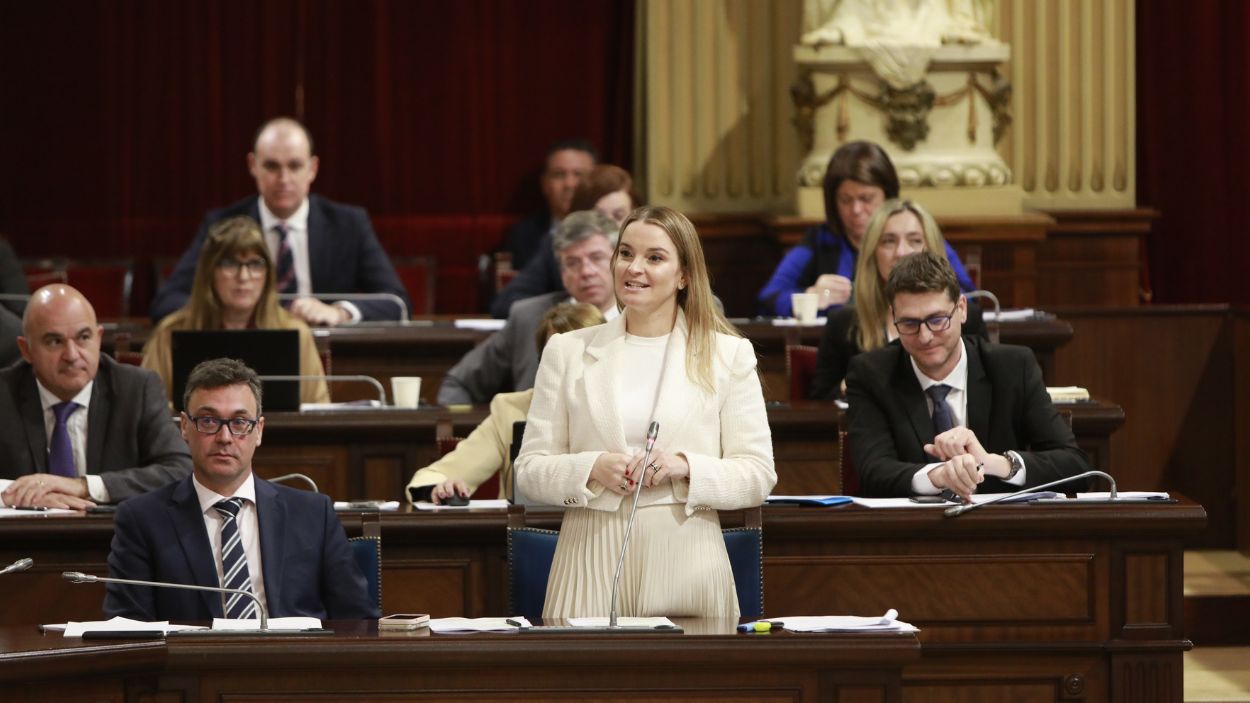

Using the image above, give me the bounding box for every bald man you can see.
[151,117,410,326]
[0,285,191,508]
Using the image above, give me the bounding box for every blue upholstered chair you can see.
[506,505,763,618]
[348,520,382,611]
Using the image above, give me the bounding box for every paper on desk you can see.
[301,400,384,411]
[771,317,827,327]
[766,609,918,633]
[413,499,510,511]
[212,617,322,631]
[61,617,205,637]
[766,495,854,507]
[1075,491,1170,501]
[0,507,77,517]
[568,616,678,629]
[454,318,507,331]
[982,308,1036,322]
[430,617,524,633]
[333,500,401,511]
[851,492,1058,508]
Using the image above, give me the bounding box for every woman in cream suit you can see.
[516,206,776,619]
[405,303,606,504]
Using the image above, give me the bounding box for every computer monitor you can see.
[170,329,301,413]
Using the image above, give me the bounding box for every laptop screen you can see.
[170,329,302,412]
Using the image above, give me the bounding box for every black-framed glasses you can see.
[893,303,958,336]
[216,258,267,277]
[187,415,259,437]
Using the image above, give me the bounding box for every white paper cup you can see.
[391,377,422,408]
[791,293,820,324]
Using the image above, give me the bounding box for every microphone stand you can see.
[63,571,269,631]
[608,421,659,629]
[0,558,32,575]
[943,470,1117,518]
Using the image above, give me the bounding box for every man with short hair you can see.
[104,358,376,621]
[0,285,191,509]
[439,210,620,406]
[152,117,410,326]
[845,251,1088,499]
[490,138,597,318]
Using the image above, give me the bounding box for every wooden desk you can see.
[0,499,1203,701]
[0,621,918,702]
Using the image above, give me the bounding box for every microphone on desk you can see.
[943,470,1117,518]
[608,420,659,629]
[0,558,32,575]
[62,571,270,630]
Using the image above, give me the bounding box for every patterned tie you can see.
[273,223,297,295]
[926,384,956,435]
[213,498,258,619]
[47,401,80,478]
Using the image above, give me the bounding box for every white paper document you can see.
[771,317,827,327]
[429,617,526,633]
[852,492,1057,509]
[982,308,1036,322]
[414,499,509,511]
[567,616,678,629]
[766,609,918,633]
[454,319,507,331]
[333,500,401,511]
[0,507,77,518]
[1074,491,1170,501]
[212,616,322,631]
[61,616,205,637]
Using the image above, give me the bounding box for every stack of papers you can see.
[1074,491,1170,501]
[983,308,1037,322]
[766,495,854,507]
[211,617,322,631]
[851,492,1056,509]
[567,616,677,629]
[454,319,507,331]
[766,609,917,633]
[1047,386,1091,403]
[429,617,527,633]
[333,500,401,511]
[301,400,384,412]
[0,507,77,517]
[56,617,205,637]
[414,499,509,511]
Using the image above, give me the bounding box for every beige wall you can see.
[636,0,1136,215]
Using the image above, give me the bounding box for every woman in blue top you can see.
[757,140,974,317]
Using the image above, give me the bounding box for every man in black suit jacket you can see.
[846,252,1087,499]
[105,358,375,621]
[1,285,191,509]
[151,118,410,325]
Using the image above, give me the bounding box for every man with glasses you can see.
[0,285,191,509]
[845,251,1088,499]
[438,210,620,406]
[104,358,376,621]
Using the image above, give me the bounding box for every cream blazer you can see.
[516,311,776,516]
[405,388,531,503]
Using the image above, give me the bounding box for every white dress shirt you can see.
[909,339,1027,494]
[192,472,268,614]
[257,198,362,323]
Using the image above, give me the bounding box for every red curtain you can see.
[0,0,634,313]
[1137,0,1250,304]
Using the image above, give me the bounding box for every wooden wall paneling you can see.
[1235,309,1250,553]
[1037,209,1154,307]
[689,214,778,318]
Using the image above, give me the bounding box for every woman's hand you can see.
[590,452,636,495]
[631,450,690,488]
[431,479,471,504]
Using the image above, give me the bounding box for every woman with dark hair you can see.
[570,164,639,226]
[757,140,974,317]
[517,205,775,618]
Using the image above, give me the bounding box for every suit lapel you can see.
[15,367,47,471]
[169,478,222,616]
[890,351,935,457]
[964,337,992,440]
[255,478,286,616]
[304,196,326,288]
[85,359,110,472]
[582,316,628,452]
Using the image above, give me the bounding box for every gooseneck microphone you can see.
[608,421,660,629]
[943,469,1118,518]
[62,571,269,629]
[0,558,33,575]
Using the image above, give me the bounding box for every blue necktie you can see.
[274,223,297,295]
[213,498,258,619]
[47,401,80,478]
[926,384,956,435]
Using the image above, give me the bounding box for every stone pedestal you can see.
[794,43,1022,218]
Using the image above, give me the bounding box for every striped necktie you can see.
[213,498,258,619]
[274,223,297,295]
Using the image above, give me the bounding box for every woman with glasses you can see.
[516,206,776,618]
[809,199,987,399]
[142,216,329,405]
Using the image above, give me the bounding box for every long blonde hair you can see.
[614,206,739,393]
[177,216,286,330]
[852,199,948,351]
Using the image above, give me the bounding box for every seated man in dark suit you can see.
[151,117,410,326]
[104,358,376,621]
[0,285,191,509]
[489,138,597,318]
[438,211,619,406]
[846,251,1088,499]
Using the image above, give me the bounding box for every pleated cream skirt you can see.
[542,498,739,619]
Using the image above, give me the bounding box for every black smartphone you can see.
[85,505,118,514]
[909,496,948,504]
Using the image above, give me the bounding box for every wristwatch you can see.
[1002,450,1024,480]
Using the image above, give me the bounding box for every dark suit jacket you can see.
[504,211,553,271]
[104,475,377,621]
[490,231,564,318]
[0,237,27,368]
[438,290,566,405]
[810,300,987,400]
[845,335,1088,497]
[0,355,192,500]
[151,195,411,322]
